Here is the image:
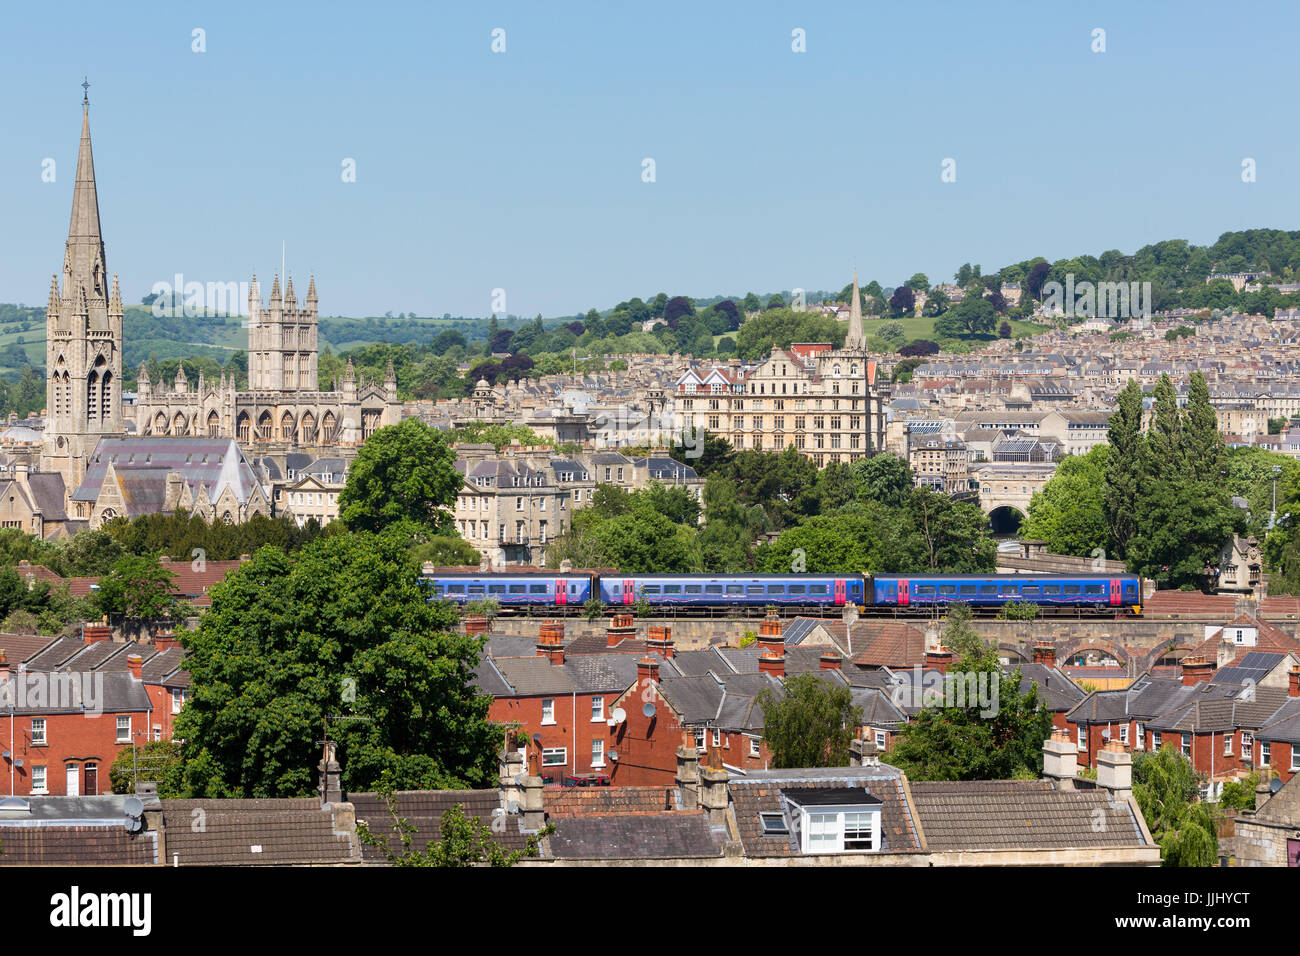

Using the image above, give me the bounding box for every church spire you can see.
[65,82,107,306]
[845,270,865,350]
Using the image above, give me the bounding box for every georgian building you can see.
[674,276,889,466]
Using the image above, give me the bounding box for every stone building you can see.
[674,275,889,465]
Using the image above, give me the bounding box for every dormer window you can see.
[783,788,883,854]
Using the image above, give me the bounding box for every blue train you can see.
[422,571,1141,611]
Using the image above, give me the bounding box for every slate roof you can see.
[161,798,357,865]
[1015,662,1087,712]
[71,437,262,509]
[908,780,1150,851]
[26,472,68,520]
[0,826,157,865]
[489,654,641,696]
[547,814,724,859]
[1255,698,1300,744]
[349,789,530,861]
[0,671,151,716]
[545,786,683,817]
[0,633,62,665]
[729,767,921,858]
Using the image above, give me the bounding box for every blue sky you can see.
[1,0,1296,318]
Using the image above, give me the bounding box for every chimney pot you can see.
[126,654,143,680]
[925,646,953,675]
[1181,656,1215,686]
[1288,668,1300,698]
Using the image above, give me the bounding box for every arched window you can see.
[300,411,316,444]
[322,411,337,443]
[172,412,187,436]
[87,370,100,424]
[236,413,250,443]
[280,411,295,442]
[257,411,273,441]
[207,411,220,437]
[152,412,168,436]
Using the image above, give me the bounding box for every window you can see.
[843,812,875,851]
[542,748,567,766]
[1261,741,1270,765]
[1153,731,1162,751]
[591,739,605,767]
[1119,724,1128,745]
[712,728,721,747]
[1077,726,1087,750]
[1242,732,1253,760]
[759,812,788,835]
[875,730,887,750]
[116,716,131,743]
[30,718,46,746]
[541,699,555,725]
[31,765,47,794]
[1182,734,1191,758]
[807,812,838,852]
[1223,735,1233,757]
[694,728,706,751]
[1292,747,1300,772]
[591,696,604,722]
[749,737,761,758]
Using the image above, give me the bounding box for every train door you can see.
[834,579,846,606]
[623,579,634,605]
[1109,578,1120,607]
[556,579,567,606]
[899,579,909,606]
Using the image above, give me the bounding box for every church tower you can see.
[43,82,124,492]
[247,272,319,392]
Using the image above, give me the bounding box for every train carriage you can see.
[423,574,593,607]
[596,574,865,608]
[871,573,1140,609]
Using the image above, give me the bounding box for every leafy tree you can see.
[356,795,551,866]
[173,532,500,797]
[410,534,482,568]
[592,503,698,573]
[951,295,997,335]
[663,296,694,323]
[95,554,177,619]
[755,673,863,768]
[1022,445,1111,557]
[906,487,996,572]
[669,429,734,476]
[888,286,916,317]
[851,454,914,508]
[339,417,461,534]
[1104,379,1145,559]
[1133,746,1219,867]
[110,739,184,796]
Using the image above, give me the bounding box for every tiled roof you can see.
[349,789,530,860]
[0,633,61,664]
[0,826,157,866]
[547,813,724,859]
[160,798,357,865]
[545,786,682,817]
[1140,591,1238,617]
[908,780,1149,850]
[850,622,929,669]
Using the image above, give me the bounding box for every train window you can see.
[938,585,956,596]
[446,584,465,594]
[1084,584,1104,595]
[468,585,485,595]
[664,585,682,595]
[959,585,976,596]
[706,585,723,595]
[529,585,547,594]
[1064,585,1081,595]
[789,584,806,595]
[1022,586,1040,597]
[1001,585,1020,596]
[1042,585,1060,595]
[489,585,507,595]
[508,584,526,594]
[746,586,764,596]
[726,585,744,595]
[809,584,829,595]
[685,585,702,595]
[979,585,998,596]
[915,585,935,596]
[769,585,786,595]
[643,586,661,595]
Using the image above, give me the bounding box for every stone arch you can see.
[986,505,1025,535]
[280,410,296,442]
[172,411,188,436]
[87,356,106,424]
[322,411,337,443]
[361,408,382,440]
[207,410,220,437]
[237,412,251,443]
[257,410,273,441]
[300,410,316,444]
[153,412,168,436]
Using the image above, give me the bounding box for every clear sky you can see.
[1,0,1296,318]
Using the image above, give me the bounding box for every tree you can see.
[1133,746,1218,867]
[998,321,1012,338]
[850,453,914,508]
[173,532,500,797]
[410,534,482,568]
[877,321,905,342]
[669,429,734,476]
[951,295,996,336]
[1021,445,1111,557]
[755,673,863,768]
[888,286,916,317]
[1104,379,1145,560]
[906,487,996,572]
[591,503,698,573]
[96,554,177,619]
[356,795,551,866]
[110,739,184,796]
[339,417,461,534]
[663,296,694,323]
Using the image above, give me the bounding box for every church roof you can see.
[71,437,262,507]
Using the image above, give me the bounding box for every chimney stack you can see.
[317,740,342,806]
[819,651,842,671]
[755,609,783,657]
[674,732,699,810]
[1042,728,1079,785]
[758,650,785,679]
[607,613,636,648]
[1181,656,1214,686]
[698,746,729,826]
[463,614,489,637]
[153,634,180,652]
[1031,641,1056,667]
[83,624,112,646]
[126,654,143,680]
[1288,668,1300,698]
[925,646,953,674]
[536,620,565,665]
[499,747,525,814]
[0,650,8,683]
[646,624,674,659]
[1095,739,1133,797]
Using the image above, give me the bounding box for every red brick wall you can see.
[489,691,623,779]
[0,709,150,797]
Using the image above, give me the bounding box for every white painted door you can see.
[65,763,79,796]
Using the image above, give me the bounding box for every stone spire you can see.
[137,361,150,385]
[845,271,865,350]
[64,88,107,309]
[343,356,355,383]
[284,275,296,309]
[306,275,317,311]
[109,273,122,317]
[46,275,60,317]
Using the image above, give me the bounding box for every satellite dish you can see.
[611,708,626,725]
[642,702,657,719]
[532,733,542,744]
[125,816,143,833]
[124,796,144,817]
[608,751,619,762]
[1271,778,1283,794]
[1101,728,1111,739]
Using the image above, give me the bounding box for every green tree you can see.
[592,504,698,572]
[906,487,996,572]
[173,532,500,797]
[110,739,184,796]
[1133,746,1219,867]
[339,417,461,534]
[1104,379,1145,560]
[850,453,914,508]
[1021,445,1111,557]
[95,554,177,619]
[755,673,863,768]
